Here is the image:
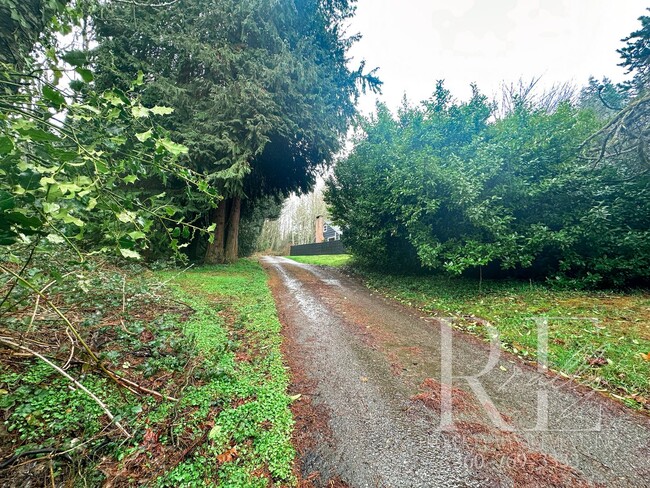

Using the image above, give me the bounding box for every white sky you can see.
[346,0,648,114]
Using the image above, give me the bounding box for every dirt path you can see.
[262,257,650,488]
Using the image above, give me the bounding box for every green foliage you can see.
[155,259,295,486]
[618,8,650,89]
[92,0,379,261]
[327,82,650,287]
[0,0,217,263]
[0,259,295,485]
[0,74,214,258]
[0,363,130,443]
[0,0,68,69]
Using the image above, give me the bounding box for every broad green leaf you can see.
[0,230,18,246]
[6,212,42,229]
[42,85,66,109]
[132,71,145,87]
[75,67,94,83]
[128,231,146,240]
[120,248,141,259]
[87,198,97,211]
[61,49,87,67]
[103,91,126,106]
[95,160,109,174]
[117,211,136,223]
[40,176,57,186]
[135,129,153,142]
[158,138,188,156]
[131,105,150,118]
[17,128,58,142]
[151,106,174,115]
[123,175,138,184]
[76,104,101,114]
[208,424,222,441]
[62,214,84,227]
[58,182,82,195]
[42,202,61,214]
[0,190,15,211]
[0,136,14,154]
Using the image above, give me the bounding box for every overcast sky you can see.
[346,0,648,114]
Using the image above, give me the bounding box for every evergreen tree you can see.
[581,9,650,174]
[92,0,379,263]
[619,8,650,90]
[327,83,650,287]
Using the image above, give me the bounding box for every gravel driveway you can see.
[262,256,650,488]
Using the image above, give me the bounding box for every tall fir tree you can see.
[92,0,379,262]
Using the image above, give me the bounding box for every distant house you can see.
[289,215,346,256]
[315,215,342,243]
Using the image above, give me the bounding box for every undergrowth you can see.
[0,256,295,487]
[155,259,295,486]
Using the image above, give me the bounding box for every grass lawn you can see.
[285,254,352,267]
[359,272,650,411]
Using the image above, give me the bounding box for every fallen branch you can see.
[0,448,57,470]
[119,277,137,336]
[0,265,121,384]
[63,328,75,370]
[113,374,178,402]
[0,337,131,438]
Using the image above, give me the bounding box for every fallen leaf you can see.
[140,329,155,342]
[217,446,238,464]
[208,424,222,440]
[587,356,608,367]
[640,352,650,362]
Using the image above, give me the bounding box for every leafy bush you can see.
[327,83,650,287]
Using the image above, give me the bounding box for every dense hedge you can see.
[326,83,650,287]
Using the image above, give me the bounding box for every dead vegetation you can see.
[0,258,205,487]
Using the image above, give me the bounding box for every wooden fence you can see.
[289,240,347,256]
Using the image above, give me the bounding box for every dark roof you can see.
[323,221,342,239]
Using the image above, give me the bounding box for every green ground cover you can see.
[0,259,294,487]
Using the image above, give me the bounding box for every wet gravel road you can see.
[262,257,650,488]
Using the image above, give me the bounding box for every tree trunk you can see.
[204,199,227,264]
[224,196,241,263]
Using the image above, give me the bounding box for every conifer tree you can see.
[93,0,379,262]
